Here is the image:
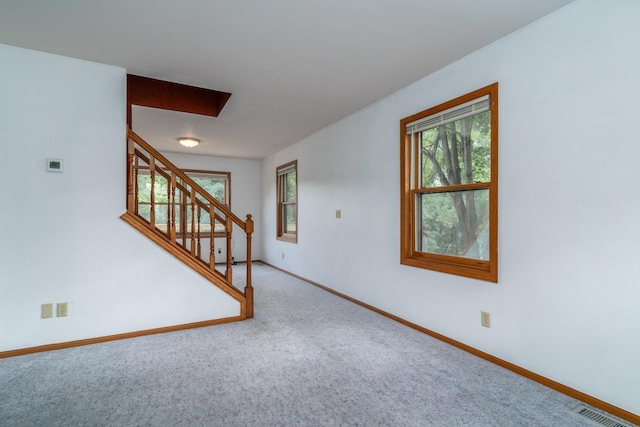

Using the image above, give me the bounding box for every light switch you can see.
[47,158,64,173]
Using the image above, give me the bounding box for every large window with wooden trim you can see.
[276,160,297,243]
[137,169,230,236]
[400,83,498,282]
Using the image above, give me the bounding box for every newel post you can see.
[126,134,135,213]
[245,214,254,319]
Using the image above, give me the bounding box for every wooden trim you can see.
[259,261,640,426]
[120,211,246,301]
[0,316,244,359]
[400,83,498,283]
[414,182,490,194]
[128,128,247,230]
[127,74,231,119]
[276,160,298,243]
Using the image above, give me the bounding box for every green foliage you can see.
[418,110,491,259]
[136,171,227,232]
[283,170,297,233]
[420,111,490,187]
[419,190,489,259]
[191,175,225,204]
[285,171,296,202]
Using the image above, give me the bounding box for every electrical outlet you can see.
[481,311,491,328]
[281,252,285,259]
[41,303,53,319]
[336,209,341,218]
[57,302,68,317]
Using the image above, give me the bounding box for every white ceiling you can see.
[0,0,574,159]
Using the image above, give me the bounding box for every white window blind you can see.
[277,164,296,176]
[406,95,490,135]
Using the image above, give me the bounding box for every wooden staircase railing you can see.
[120,127,254,318]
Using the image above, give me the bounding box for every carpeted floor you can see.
[0,263,618,426]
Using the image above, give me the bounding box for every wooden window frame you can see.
[400,83,498,282]
[276,160,298,243]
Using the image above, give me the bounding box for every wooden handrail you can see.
[124,126,254,318]
[127,129,249,231]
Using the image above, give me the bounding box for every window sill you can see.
[277,234,297,244]
[401,254,497,283]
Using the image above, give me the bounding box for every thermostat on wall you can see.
[46,158,64,173]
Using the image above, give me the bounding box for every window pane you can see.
[189,175,226,204]
[138,204,150,222]
[418,189,489,260]
[284,171,296,202]
[283,204,297,234]
[137,203,171,232]
[421,111,491,188]
[136,173,169,202]
[154,203,170,231]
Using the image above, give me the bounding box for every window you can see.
[137,169,230,235]
[400,83,498,282]
[277,160,297,242]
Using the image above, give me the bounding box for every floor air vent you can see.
[572,404,635,427]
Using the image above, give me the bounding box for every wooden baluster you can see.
[225,216,233,283]
[149,157,156,228]
[190,188,196,255]
[209,204,215,269]
[126,138,135,213]
[181,191,187,248]
[165,173,171,236]
[245,214,254,318]
[170,172,177,242]
[196,204,202,259]
[134,156,140,215]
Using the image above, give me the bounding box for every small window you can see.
[277,160,297,243]
[400,83,498,282]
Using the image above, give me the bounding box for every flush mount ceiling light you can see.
[177,137,200,148]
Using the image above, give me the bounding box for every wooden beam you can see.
[127,74,231,125]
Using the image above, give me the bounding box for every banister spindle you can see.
[181,191,187,248]
[196,204,202,259]
[209,204,215,269]
[126,138,135,213]
[165,174,171,237]
[170,172,177,241]
[245,214,254,318]
[134,156,140,215]
[149,157,156,228]
[190,188,196,255]
[225,216,233,283]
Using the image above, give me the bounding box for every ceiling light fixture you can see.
[178,137,200,148]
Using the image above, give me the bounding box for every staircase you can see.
[120,127,254,318]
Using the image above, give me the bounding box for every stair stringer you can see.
[120,211,248,318]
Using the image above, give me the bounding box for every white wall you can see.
[261,0,640,415]
[160,152,262,264]
[0,45,240,352]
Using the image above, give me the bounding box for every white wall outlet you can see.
[336,209,341,218]
[281,252,285,259]
[481,311,491,328]
[41,303,53,319]
[57,302,68,317]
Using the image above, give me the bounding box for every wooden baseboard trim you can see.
[0,315,244,359]
[260,261,640,426]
